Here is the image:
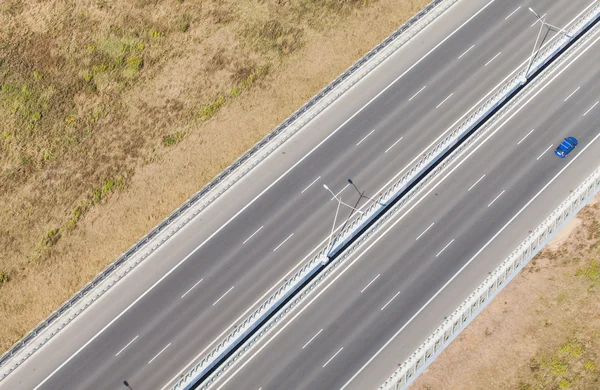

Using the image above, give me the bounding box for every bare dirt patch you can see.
[413,194,600,390]
[0,0,430,353]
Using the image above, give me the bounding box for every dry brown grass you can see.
[413,195,600,390]
[0,0,430,353]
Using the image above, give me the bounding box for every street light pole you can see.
[322,184,364,259]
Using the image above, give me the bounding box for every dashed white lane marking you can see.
[243,226,264,244]
[331,183,350,200]
[484,52,502,67]
[583,101,599,116]
[517,129,535,145]
[273,233,294,252]
[505,6,521,20]
[213,286,235,306]
[436,239,454,257]
[361,274,381,293]
[115,335,138,357]
[357,129,376,146]
[302,329,323,349]
[531,13,547,27]
[468,174,486,191]
[323,347,344,368]
[487,189,505,208]
[181,279,204,299]
[384,136,404,154]
[148,343,171,364]
[458,44,475,60]
[381,291,401,311]
[416,222,435,240]
[408,86,427,101]
[564,86,580,102]
[536,144,554,160]
[301,176,321,194]
[436,93,454,109]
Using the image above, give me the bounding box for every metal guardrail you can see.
[379,168,600,390]
[191,5,600,390]
[0,0,458,381]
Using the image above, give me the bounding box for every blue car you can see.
[554,136,578,158]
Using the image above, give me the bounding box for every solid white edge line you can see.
[408,86,427,101]
[436,92,454,108]
[361,274,381,293]
[484,52,502,67]
[536,144,554,160]
[384,137,404,154]
[181,279,204,299]
[381,291,402,311]
[115,335,138,357]
[517,128,535,145]
[148,343,171,365]
[505,6,521,20]
[487,189,506,208]
[340,33,600,390]
[301,329,324,350]
[467,174,486,191]
[416,222,435,240]
[564,86,580,101]
[435,239,454,257]
[583,100,599,116]
[301,176,321,194]
[213,286,235,306]
[243,226,264,245]
[457,44,475,60]
[323,347,344,368]
[356,129,376,146]
[273,233,294,252]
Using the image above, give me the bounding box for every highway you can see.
[215,28,600,390]
[1,0,596,389]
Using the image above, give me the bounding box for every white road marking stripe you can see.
[243,226,264,244]
[487,189,505,208]
[536,144,554,160]
[583,101,599,116]
[517,129,535,145]
[148,343,171,364]
[356,129,376,146]
[331,183,350,201]
[213,286,235,306]
[302,329,323,349]
[381,291,401,311]
[115,335,138,357]
[273,233,294,252]
[436,93,453,108]
[531,13,547,27]
[484,52,501,67]
[408,86,427,101]
[181,279,204,299]
[416,223,435,240]
[467,174,486,191]
[564,86,580,102]
[385,136,404,154]
[301,176,321,194]
[458,44,475,60]
[340,37,600,389]
[505,6,521,20]
[322,347,344,367]
[361,274,381,293]
[436,239,454,257]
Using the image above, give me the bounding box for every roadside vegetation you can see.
[414,197,600,390]
[0,0,430,353]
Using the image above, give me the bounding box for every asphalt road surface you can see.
[215,28,600,390]
[1,0,596,389]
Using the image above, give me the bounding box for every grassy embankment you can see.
[0,0,430,353]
